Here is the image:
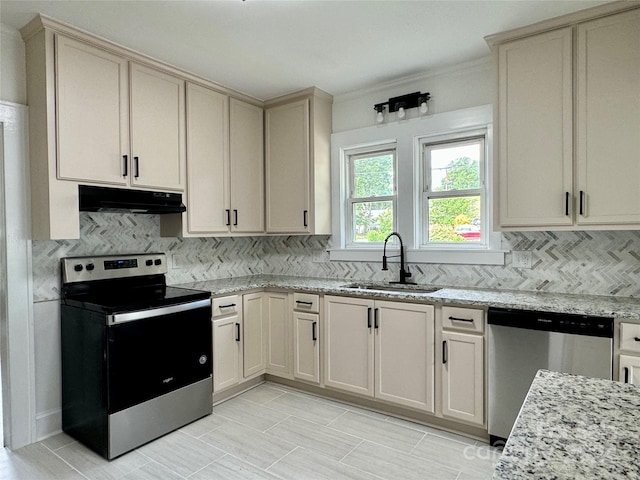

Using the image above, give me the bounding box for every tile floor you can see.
[0,382,501,480]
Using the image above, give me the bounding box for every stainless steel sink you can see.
[341,283,441,294]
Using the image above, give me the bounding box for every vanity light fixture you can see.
[373,91,430,123]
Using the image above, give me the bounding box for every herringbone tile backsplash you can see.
[31,213,640,302]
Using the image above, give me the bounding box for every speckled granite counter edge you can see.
[173,274,640,321]
[493,370,640,480]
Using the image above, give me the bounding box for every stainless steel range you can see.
[61,253,212,459]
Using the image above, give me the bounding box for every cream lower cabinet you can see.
[293,293,321,384]
[618,322,640,386]
[440,306,485,426]
[243,292,267,378]
[212,295,242,392]
[324,295,435,412]
[265,292,292,378]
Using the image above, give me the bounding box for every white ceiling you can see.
[1,0,609,101]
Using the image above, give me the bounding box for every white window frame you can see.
[330,104,504,265]
[420,132,487,249]
[344,142,397,248]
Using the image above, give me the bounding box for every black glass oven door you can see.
[107,303,212,413]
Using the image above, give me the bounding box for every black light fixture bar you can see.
[374,91,430,113]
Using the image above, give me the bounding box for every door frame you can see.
[0,101,36,449]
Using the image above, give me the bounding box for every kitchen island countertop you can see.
[175,274,640,320]
[493,369,640,479]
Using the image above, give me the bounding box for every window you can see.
[421,136,486,247]
[345,145,396,245]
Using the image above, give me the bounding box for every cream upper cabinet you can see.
[496,28,573,228]
[55,35,129,185]
[129,63,185,191]
[265,88,332,234]
[230,98,265,233]
[185,83,230,234]
[576,9,640,225]
[374,301,434,412]
[490,6,640,230]
[324,295,435,412]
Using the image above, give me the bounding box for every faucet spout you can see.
[382,232,415,285]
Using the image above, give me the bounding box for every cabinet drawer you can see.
[293,293,320,313]
[212,295,240,318]
[620,323,640,353]
[442,306,484,333]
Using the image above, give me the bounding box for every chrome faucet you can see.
[382,232,415,285]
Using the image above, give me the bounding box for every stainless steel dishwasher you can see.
[488,307,613,447]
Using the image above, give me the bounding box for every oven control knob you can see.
[145,259,153,266]
[199,355,207,365]
[74,264,83,272]
[86,263,95,271]
[154,259,162,266]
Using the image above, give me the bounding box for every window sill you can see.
[329,248,506,265]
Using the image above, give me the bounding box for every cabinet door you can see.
[130,63,185,191]
[265,292,291,377]
[212,316,241,392]
[265,99,310,233]
[497,28,573,227]
[375,301,434,412]
[230,99,264,233]
[186,83,229,233]
[576,9,640,225]
[324,295,374,397]
[441,331,484,425]
[243,293,266,378]
[55,35,129,185]
[619,354,640,386]
[294,311,320,384]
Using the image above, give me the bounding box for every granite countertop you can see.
[174,274,640,321]
[493,370,640,479]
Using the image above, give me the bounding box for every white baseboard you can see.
[35,408,61,442]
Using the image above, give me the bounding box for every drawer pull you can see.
[449,316,474,323]
[634,337,640,342]
[296,300,313,306]
[219,303,236,309]
[312,321,317,341]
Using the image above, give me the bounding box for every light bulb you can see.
[397,107,406,119]
[419,101,429,114]
[376,110,385,123]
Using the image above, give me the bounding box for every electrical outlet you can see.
[312,250,326,263]
[512,251,532,269]
[172,254,185,269]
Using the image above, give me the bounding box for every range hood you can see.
[79,185,186,214]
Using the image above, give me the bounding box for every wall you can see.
[0,24,27,104]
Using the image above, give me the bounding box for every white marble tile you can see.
[179,412,229,438]
[263,392,347,426]
[265,415,362,460]
[213,396,290,432]
[54,441,149,480]
[342,441,459,480]
[327,411,425,453]
[190,454,282,480]
[239,384,287,405]
[120,460,183,480]
[267,447,379,480]
[40,433,77,452]
[0,444,85,480]
[200,420,296,469]
[136,430,225,478]
[411,434,499,477]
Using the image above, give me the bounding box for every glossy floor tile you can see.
[1,382,500,479]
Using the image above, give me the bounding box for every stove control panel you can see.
[62,253,167,283]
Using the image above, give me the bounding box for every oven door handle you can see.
[108,299,212,325]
